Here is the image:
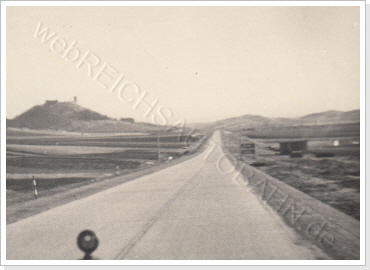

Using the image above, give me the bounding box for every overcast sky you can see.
[6,6,360,124]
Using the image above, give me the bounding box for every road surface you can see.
[6,131,324,260]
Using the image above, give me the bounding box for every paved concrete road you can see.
[7,131,324,260]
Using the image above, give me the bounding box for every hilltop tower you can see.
[74,96,77,103]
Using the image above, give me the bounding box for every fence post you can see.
[32,175,38,199]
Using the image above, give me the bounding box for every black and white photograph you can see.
[0,1,366,266]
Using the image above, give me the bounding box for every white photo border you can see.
[0,0,366,267]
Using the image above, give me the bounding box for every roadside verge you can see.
[220,132,360,260]
[6,136,210,224]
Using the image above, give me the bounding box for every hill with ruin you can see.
[6,100,161,133]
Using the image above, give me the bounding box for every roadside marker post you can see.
[32,175,38,199]
[116,165,119,175]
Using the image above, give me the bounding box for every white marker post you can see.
[116,165,119,175]
[32,176,38,199]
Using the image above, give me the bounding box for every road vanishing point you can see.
[7,131,325,260]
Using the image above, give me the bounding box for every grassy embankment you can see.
[6,131,209,223]
[221,124,360,260]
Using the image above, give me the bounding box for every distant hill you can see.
[300,110,360,125]
[7,101,111,130]
[8,100,359,134]
[6,100,161,133]
[191,109,360,131]
[7,100,197,134]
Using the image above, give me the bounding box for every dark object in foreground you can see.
[315,152,335,158]
[77,230,99,260]
[250,162,266,167]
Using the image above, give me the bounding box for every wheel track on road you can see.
[114,169,204,259]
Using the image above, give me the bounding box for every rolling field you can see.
[6,129,205,207]
[222,125,360,220]
[242,122,360,139]
[7,177,93,205]
[7,144,130,155]
[252,137,360,157]
[6,133,200,153]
